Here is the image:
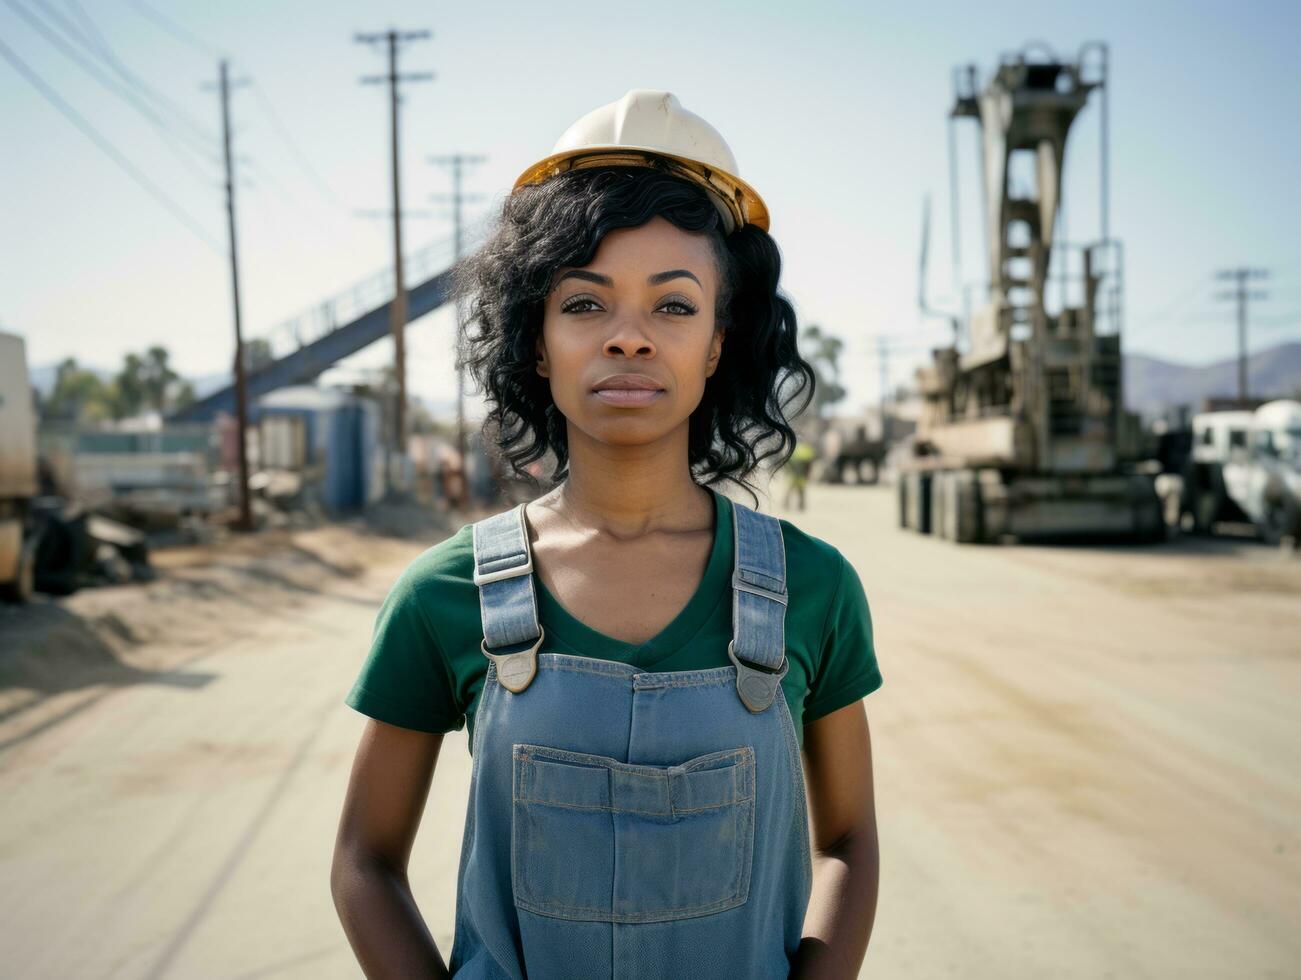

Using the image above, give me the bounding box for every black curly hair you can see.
[453,162,815,503]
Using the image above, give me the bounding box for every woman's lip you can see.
[592,388,665,406]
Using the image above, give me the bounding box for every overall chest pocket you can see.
[511,742,756,923]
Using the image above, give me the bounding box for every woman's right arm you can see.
[332,717,450,979]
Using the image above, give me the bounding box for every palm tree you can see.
[802,324,847,421]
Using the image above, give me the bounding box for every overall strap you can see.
[472,504,544,693]
[728,500,789,712]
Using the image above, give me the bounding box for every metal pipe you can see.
[1101,43,1110,245]
[1080,41,1110,245]
[968,64,989,300]
[947,116,964,325]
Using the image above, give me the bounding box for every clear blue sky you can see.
[3,0,1299,417]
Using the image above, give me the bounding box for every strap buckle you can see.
[480,625,545,693]
[726,640,788,713]
[731,569,788,606]
[473,550,533,586]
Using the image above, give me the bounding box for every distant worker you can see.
[783,439,817,511]
[439,446,467,511]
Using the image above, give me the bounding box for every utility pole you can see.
[213,59,252,532]
[1215,267,1270,405]
[429,152,485,491]
[877,336,890,444]
[356,28,432,478]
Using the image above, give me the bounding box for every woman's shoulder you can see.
[774,516,853,602]
[386,500,537,599]
[386,520,478,600]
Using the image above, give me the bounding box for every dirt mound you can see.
[0,518,452,747]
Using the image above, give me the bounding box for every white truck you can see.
[1181,400,1301,545]
[1,331,39,600]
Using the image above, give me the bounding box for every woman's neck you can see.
[551,427,712,538]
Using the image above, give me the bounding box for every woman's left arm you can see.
[791,699,879,979]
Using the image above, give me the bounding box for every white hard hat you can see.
[512,89,769,234]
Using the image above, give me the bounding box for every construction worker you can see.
[783,438,818,511]
[335,90,882,978]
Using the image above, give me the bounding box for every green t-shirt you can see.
[345,487,882,751]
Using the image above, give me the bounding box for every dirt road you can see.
[0,484,1297,977]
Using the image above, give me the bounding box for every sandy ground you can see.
[0,483,1297,978]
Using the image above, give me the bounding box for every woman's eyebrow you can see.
[647,269,701,287]
[555,270,613,288]
[553,269,701,289]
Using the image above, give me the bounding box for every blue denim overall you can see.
[448,497,813,979]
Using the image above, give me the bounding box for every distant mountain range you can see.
[1125,341,1301,418]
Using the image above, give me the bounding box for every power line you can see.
[235,151,307,209]
[1255,310,1301,327]
[0,35,221,252]
[1127,273,1210,339]
[248,79,352,211]
[6,0,220,183]
[125,0,222,59]
[58,0,221,151]
[46,0,108,59]
[1160,309,1297,323]
[11,0,211,154]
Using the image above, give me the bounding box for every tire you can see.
[915,472,933,535]
[1260,494,1299,546]
[1186,464,1226,535]
[932,472,951,540]
[953,470,984,544]
[0,529,38,603]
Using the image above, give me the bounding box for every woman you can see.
[333,90,882,979]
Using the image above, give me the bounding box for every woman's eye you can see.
[659,299,698,316]
[560,297,601,314]
[559,296,698,316]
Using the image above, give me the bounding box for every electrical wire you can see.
[0,35,222,252]
[26,0,323,238]
[125,0,222,59]
[52,0,108,58]
[5,0,220,184]
[237,151,315,216]
[249,79,352,211]
[1255,311,1301,327]
[1127,273,1211,339]
[58,0,220,152]
[9,0,209,156]
[113,1,352,218]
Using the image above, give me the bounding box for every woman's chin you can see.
[579,417,680,448]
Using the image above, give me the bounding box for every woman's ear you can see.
[535,335,549,378]
[704,324,724,378]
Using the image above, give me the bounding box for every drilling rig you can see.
[898,43,1163,543]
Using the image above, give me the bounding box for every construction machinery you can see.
[899,43,1163,543]
[1181,400,1301,544]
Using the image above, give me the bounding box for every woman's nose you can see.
[602,315,656,357]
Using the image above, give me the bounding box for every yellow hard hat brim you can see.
[512,146,770,234]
